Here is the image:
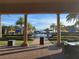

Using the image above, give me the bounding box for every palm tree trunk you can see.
[22,14,28,46]
[57,14,61,46]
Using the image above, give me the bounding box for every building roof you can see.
[0,0,79,13]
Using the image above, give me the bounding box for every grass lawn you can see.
[0,40,32,46]
[49,40,56,44]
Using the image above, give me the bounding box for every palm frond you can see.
[66,14,77,22]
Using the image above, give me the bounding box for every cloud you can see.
[1,14,75,30]
[28,14,75,30]
[2,22,15,26]
[1,14,24,26]
[28,16,57,30]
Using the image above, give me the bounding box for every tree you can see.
[16,17,24,34]
[16,17,24,26]
[32,26,36,31]
[66,13,79,30]
[28,23,33,29]
[8,25,14,29]
[50,23,56,32]
[45,28,50,39]
[60,22,65,32]
[2,25,8,35]
[66,14,78,22]
[74,20,79,27]
[50,22,65,32]
[16,17,36,35]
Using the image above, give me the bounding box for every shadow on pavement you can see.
[36,53,64,59]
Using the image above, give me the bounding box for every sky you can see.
[1,14,75,30]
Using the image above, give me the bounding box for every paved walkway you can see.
[31,38,52,46]
[0,46,63,59]
[0,38,63,59]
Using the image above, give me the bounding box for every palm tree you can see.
[44,28,50,39]
[28,23,33,29]
[60,22,65,32]
[50,23,56,32]
[21,15,36,46]
[66,14,79,30]
[16,17,24,26]
[16,17,25,34]
[32,26,36,31]
[74,20,79,26]
[8,25,14,29]
[28,23,34,34]
[16,17,35,34]
[2,25,8,35]
[66,14,78,22]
